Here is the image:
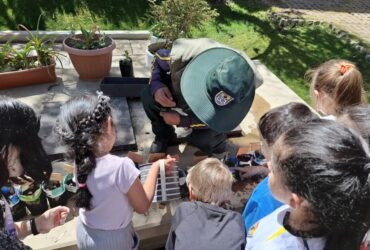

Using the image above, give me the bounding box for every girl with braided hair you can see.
[306,59,366,118]
[246,120,370,250]
[0,96,69,250]
[55,93,176,250]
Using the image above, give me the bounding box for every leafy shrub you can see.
[147,0,218,46]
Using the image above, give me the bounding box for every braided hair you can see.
[55,92,111,209]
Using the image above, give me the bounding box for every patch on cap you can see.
[215,91,234,106]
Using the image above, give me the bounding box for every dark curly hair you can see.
[55,93,111,210]
[0,96,52,187]
[339,105,370,146]
[258,102,319,147]
[273,120,370,250]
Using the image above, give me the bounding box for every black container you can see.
[100,77,149,98]
[11,201,28,221]
[25,191,48,216]
[47,194,68,208]
[119,60,134,77]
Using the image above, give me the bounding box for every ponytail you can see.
[333,62,365,113]
[307,59,365,115]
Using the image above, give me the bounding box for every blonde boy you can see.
[165,158,245,250]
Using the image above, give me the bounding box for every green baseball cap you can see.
[181,47,257,132]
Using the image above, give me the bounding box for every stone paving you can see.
[263,0,370,44]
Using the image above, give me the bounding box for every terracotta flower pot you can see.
[63,35,116,81]
[0,62,56,90]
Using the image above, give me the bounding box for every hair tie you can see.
[79,183,87,188]
[339,63,353,75]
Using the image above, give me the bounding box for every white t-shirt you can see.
[79,154,140,230]
[246,205,326,250]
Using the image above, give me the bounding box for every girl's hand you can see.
[35,206,70,234]
[153,155,176,175]
[163,155,176,174]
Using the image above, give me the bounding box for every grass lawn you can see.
[0,0,149,30]
[192,0,370,103]
[1,0,369,102]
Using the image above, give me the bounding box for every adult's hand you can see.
[35,206,70,234]
[154,87,176,107]
[160,112,180,125]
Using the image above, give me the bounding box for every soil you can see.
[44,180,61,190]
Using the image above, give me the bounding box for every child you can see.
[306,59,366,117]
[241,102,319,232]
[246,120,370,250]
[338,105,370,250]
[338,105,370,145]
[165,158,245,250]
[0,96,69,249]
[55,93,176,250]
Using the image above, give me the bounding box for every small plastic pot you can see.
[42,173,66,208]
[61,174,78,204]
[11,201,27,221]
[119,60,133,77]
[19,184,48,216]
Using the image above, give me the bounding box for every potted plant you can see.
[0,16,59,90]
[63,26,116,81]
[145,0,218,68]
[119,50,134,77]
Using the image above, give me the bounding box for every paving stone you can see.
[113,40,132,56]
[130,40,150,55]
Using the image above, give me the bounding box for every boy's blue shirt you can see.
[242,177,284,233]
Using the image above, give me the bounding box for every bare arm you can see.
[15,206,69,239]
[127,157,175,214]
[15,220,31,239]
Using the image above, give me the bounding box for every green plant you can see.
[147,0,218,46]
[0,42,14,72]
[122,50,132,64]
[66,26,111,50]
[10,43,34,70]
[0,14,61,73]
[18,14,61,67]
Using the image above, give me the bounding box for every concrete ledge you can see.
[0,30,151,43]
